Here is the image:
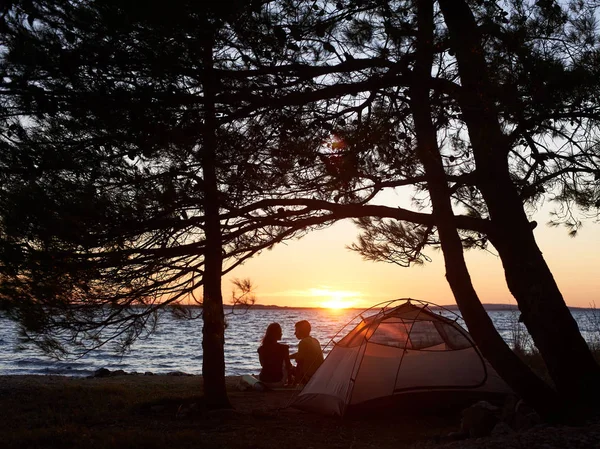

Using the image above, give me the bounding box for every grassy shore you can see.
[0,375,460,449]
[2,375,599,449]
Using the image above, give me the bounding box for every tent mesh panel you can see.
[337,305,472,350]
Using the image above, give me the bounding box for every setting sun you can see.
[311,287,361,309]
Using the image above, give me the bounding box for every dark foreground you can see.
[0,375,598,449]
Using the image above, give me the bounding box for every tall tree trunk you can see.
[201,37,231,410]
[437,0,600,418]
[410,0,561,421]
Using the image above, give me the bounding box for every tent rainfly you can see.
[292,299,513,416]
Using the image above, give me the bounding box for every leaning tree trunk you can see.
[438,0,600,419]
[410,0,561,421]
[200,37,231,410]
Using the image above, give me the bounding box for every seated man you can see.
[290,320,324,384]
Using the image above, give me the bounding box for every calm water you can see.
[0,307,598,377]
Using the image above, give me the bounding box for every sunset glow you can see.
[226,208,600,310]
[321,297,353,309]
[312,288,360,309]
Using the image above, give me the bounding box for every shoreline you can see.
[1,375,599,449]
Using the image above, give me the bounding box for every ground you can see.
[0,375,598,449]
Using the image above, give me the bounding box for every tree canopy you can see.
[1,0,600,417]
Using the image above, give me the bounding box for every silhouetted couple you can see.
[257,320,324,388]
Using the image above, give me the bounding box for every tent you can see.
[292,299,512,416]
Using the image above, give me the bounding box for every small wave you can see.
[16,358,47,366]
[1,308,595,377]
[39,367,94,377]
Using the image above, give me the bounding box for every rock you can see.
[491,421,514,436]
[500,394,520,424]
[144,371,154,376]
[94,368,111,378]
[110,369,127,377]
[460,401,500,438]
[513,399,542,431]
[167,371,190,376]
[500,396,542,432]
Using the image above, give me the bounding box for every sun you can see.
[321,297,349,309]
[320,291,359,309]
[309,287,361,309]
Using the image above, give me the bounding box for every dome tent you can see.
[292,299,512,416]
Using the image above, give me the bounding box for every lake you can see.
[0,305,598,377]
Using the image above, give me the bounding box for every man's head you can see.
[294,320,311,340]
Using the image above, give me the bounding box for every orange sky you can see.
[224,203,600,309]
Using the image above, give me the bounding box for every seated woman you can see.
[257,323,294,388]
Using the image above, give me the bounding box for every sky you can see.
[224,200,600,309]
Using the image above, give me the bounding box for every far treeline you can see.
[1,0,599,422]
